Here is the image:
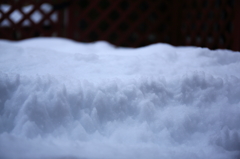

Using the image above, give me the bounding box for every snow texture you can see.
[0,37,240,159]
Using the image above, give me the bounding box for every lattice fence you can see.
[0,0,65,39]
[180,0,240,50]
[66,0,178,47]
[0,0,240,50]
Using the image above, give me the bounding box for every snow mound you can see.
[0,38,240,159]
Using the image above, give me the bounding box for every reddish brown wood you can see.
[114,0,163,46]
[78,0,122,41]
[67,0,102,39]
[99,1,140,41]
[0,0,62,40]
[233,0,240,51]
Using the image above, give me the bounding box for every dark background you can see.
[1,0,240,51]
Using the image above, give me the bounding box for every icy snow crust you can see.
[0,38,240,159]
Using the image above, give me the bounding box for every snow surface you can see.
[0,37,240,159]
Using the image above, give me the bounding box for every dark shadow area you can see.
[0,0,239,50]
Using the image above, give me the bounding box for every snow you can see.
[0,37,240,159]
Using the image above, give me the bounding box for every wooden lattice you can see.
[179,0,240,50]
[0,0,63,40]
[0,0,240,50]
[66,0,177,47]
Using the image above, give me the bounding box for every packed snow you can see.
[0,37,240,159]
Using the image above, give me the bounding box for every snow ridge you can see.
[0,73,240,159]
[0,38,240,159]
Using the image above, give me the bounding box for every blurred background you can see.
[0,0,239,51]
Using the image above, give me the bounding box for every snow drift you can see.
[0,38,240,159]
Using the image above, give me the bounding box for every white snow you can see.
[0,37,240,159]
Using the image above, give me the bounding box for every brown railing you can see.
[0,0,240,51]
